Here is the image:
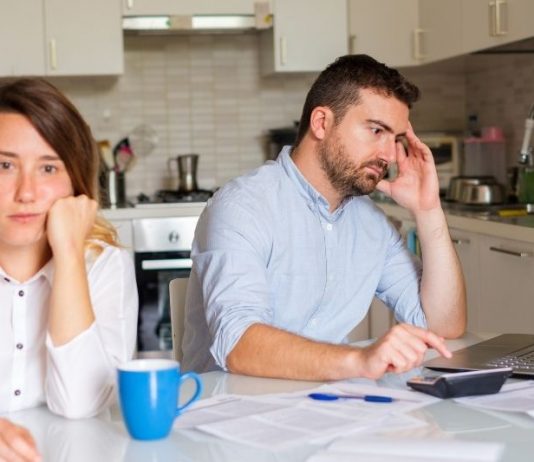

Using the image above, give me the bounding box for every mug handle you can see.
[176,371,203,415]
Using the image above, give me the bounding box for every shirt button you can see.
[18,290,24,297]
[3,277,10,282]
[326,223,333,231]
[16,343,23,350]
[310,318,318,326]
[14,389,21,396]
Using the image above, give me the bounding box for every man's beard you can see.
[318,135,388,198]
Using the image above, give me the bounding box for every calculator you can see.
[406,367,513,399]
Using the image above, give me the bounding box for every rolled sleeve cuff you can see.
[209,313,270,371]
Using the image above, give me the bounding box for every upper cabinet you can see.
[122,0,257,15]
[0,0,123,77]
[45,0,123,76]
[0,1,45,76]
[348,0,420,68]
[418,0,534,65]
[260,0,347,73]
[418,0,463,63]
[462,0,534,54]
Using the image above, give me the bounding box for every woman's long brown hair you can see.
[0,78,118,251]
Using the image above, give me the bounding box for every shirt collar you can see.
[0,259,54,285]
[277,146,352,221]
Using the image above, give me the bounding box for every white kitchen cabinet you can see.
[122,0,257,15]
[259,0,347,73]
[418,0,463,63]
[0,0,123,77]
[44,0,123,76]
[348,0,420,68]
[449,227,481,331]
[477,234,534,334]
[0,1,45,76]
[462,0,534,54]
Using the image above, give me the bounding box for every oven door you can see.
[135,250,192,354]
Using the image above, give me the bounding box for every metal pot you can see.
[446,176,497,202]
[459,183,504,204]
[168,154,199,193]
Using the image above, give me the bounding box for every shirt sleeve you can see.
[45,246,138,419]
[375,219,427,328]
[193,198,274,370]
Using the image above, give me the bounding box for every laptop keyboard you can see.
[487,348,534,372]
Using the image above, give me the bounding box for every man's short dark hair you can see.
[294,54,420,146]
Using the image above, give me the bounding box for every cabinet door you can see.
[44,0,123,75]
[348,0,419,68]
[462,0,534,54]
[260,0,347,73]
[478,235,534,334]
[0,0,45,76]
[123,0,256,15]
[418,0,463,63]
[449,228,480,331]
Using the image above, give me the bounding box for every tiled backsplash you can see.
[42,34,466,197]
[10,34,533,196]
[465,52,534,167]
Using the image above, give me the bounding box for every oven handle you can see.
[141,258,193,270]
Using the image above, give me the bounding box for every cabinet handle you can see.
[126,0,134,9]
[452,238,471,245]
[489,246,532,258]
[495,0,508,36]
[489,0,508,36]
[49,39,57,70]
[413,28,426,61]
[279,36,287,66]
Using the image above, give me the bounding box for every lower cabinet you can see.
[449,228,480,331]
[477,235,534,334]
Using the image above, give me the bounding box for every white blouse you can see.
[0,242,138,418]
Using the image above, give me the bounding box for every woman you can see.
[0,79,138,461]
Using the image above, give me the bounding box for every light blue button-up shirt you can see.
[182,147,425,372]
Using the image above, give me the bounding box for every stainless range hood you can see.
[123,14,270,34]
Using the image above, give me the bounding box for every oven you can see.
[133,216,199,355]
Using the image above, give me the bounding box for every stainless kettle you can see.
[168,154,199,193]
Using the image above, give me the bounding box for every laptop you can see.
[424,333,534,378]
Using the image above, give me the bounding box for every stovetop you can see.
[134,189,213,208]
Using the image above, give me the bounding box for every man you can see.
[182,54,466,380]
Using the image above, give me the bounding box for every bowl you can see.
[446,176,498,202]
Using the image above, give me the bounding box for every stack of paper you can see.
[173,383,438,450]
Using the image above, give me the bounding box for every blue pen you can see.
[308,392,393,403]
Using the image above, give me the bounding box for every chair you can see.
[169,277,189,362]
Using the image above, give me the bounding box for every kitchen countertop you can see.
[100,198,534,243]
[101,202,207,220]
[375,198,534,243]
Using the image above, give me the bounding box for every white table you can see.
[7,333,534,462]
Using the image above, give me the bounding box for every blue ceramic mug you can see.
[117,359,203,440]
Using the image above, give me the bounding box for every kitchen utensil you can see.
[168,154,199,193]
[129,124,158,158]
[446,176,497,202]
[97,140,114,170]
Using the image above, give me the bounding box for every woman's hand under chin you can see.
[46,195,97,258]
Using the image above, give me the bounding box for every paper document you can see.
[307,436,504,462]
[172,382,437,450]
[455,380,534,414]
